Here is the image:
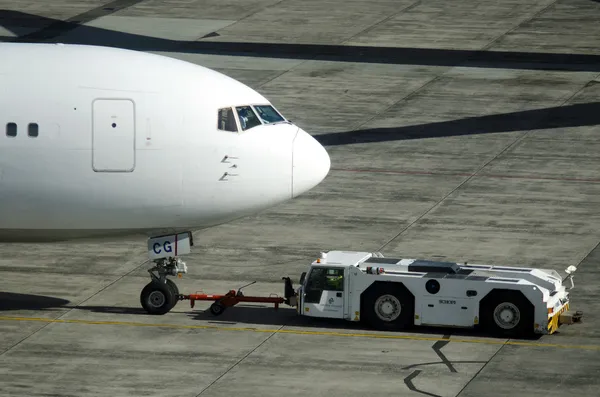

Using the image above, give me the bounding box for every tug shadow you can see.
[186,304,544,341]
[0,292,546,341]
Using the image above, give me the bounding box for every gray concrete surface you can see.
[1,0,600,396]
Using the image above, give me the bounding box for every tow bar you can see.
[178,278,295,316]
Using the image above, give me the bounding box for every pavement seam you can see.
[375,67,600,253]
[16,0,146,42]
[317,0,441,134]
[2,315,598,349]
[559,60,599,251]
[454,340,506,397]
[0,255,149,357]
[257,0,421,90]
[378,39,600,397]
[345,71,447,134]
[401,67,600,397]
[196,0,289,42]
[221,0,288,30]
[203,0,305,90]
[329,168,600,184]
[375,127,529,252]
[324,0,582,139]
[574,240,600,270]
[194,324,284,396]
[337,0,423,47]
[478,0,561,52]
[257,68,298,89]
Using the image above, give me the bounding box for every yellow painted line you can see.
[1,315,598,351]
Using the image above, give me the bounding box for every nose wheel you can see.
[140,279,179,314]
[140,256,187,315]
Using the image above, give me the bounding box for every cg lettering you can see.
[153,241,173,254]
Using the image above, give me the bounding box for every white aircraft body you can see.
[0,43,330,313]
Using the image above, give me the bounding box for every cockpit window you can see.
[218,104,288,133]
[253,105,285,124]
[217,107,238,132]
[236,106,262,131]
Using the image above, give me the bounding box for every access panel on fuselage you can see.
[92,99,135,172]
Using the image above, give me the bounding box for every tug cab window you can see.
[217,107,238,132]
[236,106,262,131]
[254,105,285,124]
[304,267,344,303]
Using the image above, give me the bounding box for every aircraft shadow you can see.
[1,10,599,72]
[0,292,70,311]
[0,293,146,315]
[69,305,149,315]
[316,101,600,146]
[187,305,543,340]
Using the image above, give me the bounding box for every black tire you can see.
[140,280,176,315]
[166,279,179,296]
[166,279,179,309]
[362,283,414,331]
[480,290,534,337]
[210,302,226,316]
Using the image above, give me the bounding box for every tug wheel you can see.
[480,290,534,337]
[362,282,414,331]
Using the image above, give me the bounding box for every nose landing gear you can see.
[140,256,188,315]
[140,232,192,315]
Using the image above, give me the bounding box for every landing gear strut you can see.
[140,256,188,315]
[140,232,192,315]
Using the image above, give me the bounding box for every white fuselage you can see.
[0,43,330,242]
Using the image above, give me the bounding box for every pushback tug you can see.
[141,238,582,337]
[282,251,582,337]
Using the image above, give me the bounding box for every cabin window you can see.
[236,106,262,131]
[6,122,17,137]
[217,107,238,132]
[253,105,285,124]
[28,123,39,137]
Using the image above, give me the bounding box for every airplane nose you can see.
[292,128,331,198]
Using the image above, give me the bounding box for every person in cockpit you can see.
[238,108,249,129]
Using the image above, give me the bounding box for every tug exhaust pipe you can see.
[282,277,297,306]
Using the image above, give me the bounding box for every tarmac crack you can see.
[404,370,441,397]
[432,335,456,373]
[402,335,488,397]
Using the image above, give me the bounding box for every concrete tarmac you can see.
[1,0,600,396]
